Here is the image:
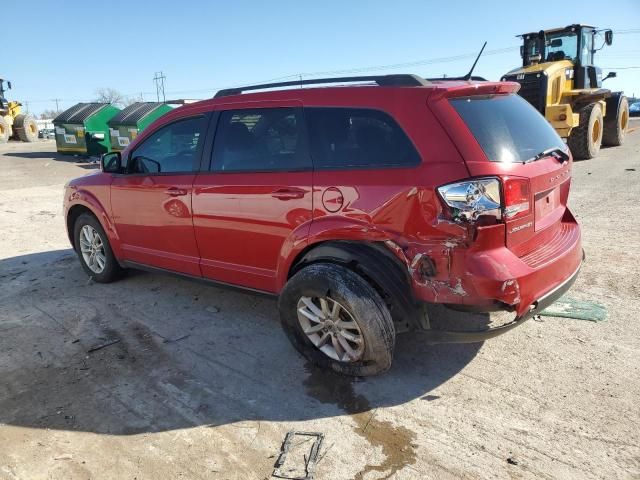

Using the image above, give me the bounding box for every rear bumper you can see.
[421,258,582,343]
[409,210,583,342]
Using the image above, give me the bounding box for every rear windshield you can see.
[450,94,566,163]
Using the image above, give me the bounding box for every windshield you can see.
[524,30,579,64]
[450,94,566,163]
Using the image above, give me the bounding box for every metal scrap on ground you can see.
[539,297,607,322]
[272,431,324,480]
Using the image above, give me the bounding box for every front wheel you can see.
[279,263,395,376]
[73,213,122,283]
[567,103,603,160]
[13,114,39,142]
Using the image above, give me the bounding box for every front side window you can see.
[305,108,421,169]
[129,116,205,174]
[211,108,308,172]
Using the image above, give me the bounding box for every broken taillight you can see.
[437,178,502,222]
[437,176,531,223]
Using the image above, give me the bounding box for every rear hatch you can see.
[446,92,572,255]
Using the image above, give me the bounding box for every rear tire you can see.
[73,213,122,283]
[603,96,629,147]
[13,114,39,142]
[568,103,603,160]
[279,263,395,376]
[0,117,10,143]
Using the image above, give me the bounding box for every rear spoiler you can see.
[430,81,521,99]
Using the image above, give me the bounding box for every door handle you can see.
[271,188,306,200]
[164,187,188,197]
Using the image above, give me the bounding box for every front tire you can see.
[279,263,395,376]
[568,103,603,160]
[73,213,122,283]
[13,114,39,142]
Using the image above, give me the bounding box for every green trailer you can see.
[107,102,172,151]
[53,103,120,156]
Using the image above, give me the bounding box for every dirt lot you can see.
[1,125,639,480]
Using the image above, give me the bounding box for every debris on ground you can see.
[87,339,121,353]
[539,297,607,322]
[272,431,324,480]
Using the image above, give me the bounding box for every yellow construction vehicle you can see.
[502,24,629,159]
[0,77,38,143]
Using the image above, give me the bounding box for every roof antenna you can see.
[462,41,487,81]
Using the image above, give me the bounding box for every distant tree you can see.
[124,95,144,107]
[94,87,124,105]
[40,109,61,119]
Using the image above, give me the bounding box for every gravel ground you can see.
[0,125,639,480]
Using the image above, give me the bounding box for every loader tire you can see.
[568,103,603,160]
[0,117,9,143]
[603,96,629,147]
[14,114,39,142]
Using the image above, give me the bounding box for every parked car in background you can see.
[38,129,55,139]
[63,74,583,376]
[630,102,640,117]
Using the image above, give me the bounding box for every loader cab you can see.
[520,25,612,89]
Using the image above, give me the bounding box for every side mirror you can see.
[603,71,617,81]
[101,152,122,173]
[550,38,563,47]
[519,45,524,58]
[7,81,11,89]
[91,132,105,141]
[605,30,613,46]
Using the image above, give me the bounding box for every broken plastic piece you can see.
[538,297,607,322]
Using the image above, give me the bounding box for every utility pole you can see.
[153,71,166,103]
[53,98,60,112]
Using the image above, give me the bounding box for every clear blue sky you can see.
[5,0,640,116]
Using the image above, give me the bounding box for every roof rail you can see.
[213,74,430,98]
[426,76,488,81]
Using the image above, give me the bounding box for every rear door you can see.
[445,93,572,252]
[192,105,313,292]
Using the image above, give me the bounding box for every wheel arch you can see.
[65,194,120,257]
[285,239,422,332]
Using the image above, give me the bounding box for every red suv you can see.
[63,74,583,376]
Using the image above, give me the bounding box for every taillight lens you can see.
[437,178,501,222]
[503,177,531,220]
[437,176,531,223]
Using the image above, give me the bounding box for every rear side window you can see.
[305,108,421,169]
[450,94,566,163]
[211,108,309,172]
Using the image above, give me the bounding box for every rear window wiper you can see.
[523,147,570,164]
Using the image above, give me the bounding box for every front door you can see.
[111,115,208,276]
[192,106,313,292]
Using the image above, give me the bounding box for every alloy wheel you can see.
[296,295,365,362]
[79,225,106,274]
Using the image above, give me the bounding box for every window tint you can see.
[450,94,566,163]
[129,116,205,174]
[305,108,420,169]
[211,108,308,172]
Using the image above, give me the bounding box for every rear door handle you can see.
[164,187,188,197]
[271,188,306,200]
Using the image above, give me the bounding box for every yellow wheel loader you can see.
[0,77,39,143]
[502,24,629,159]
